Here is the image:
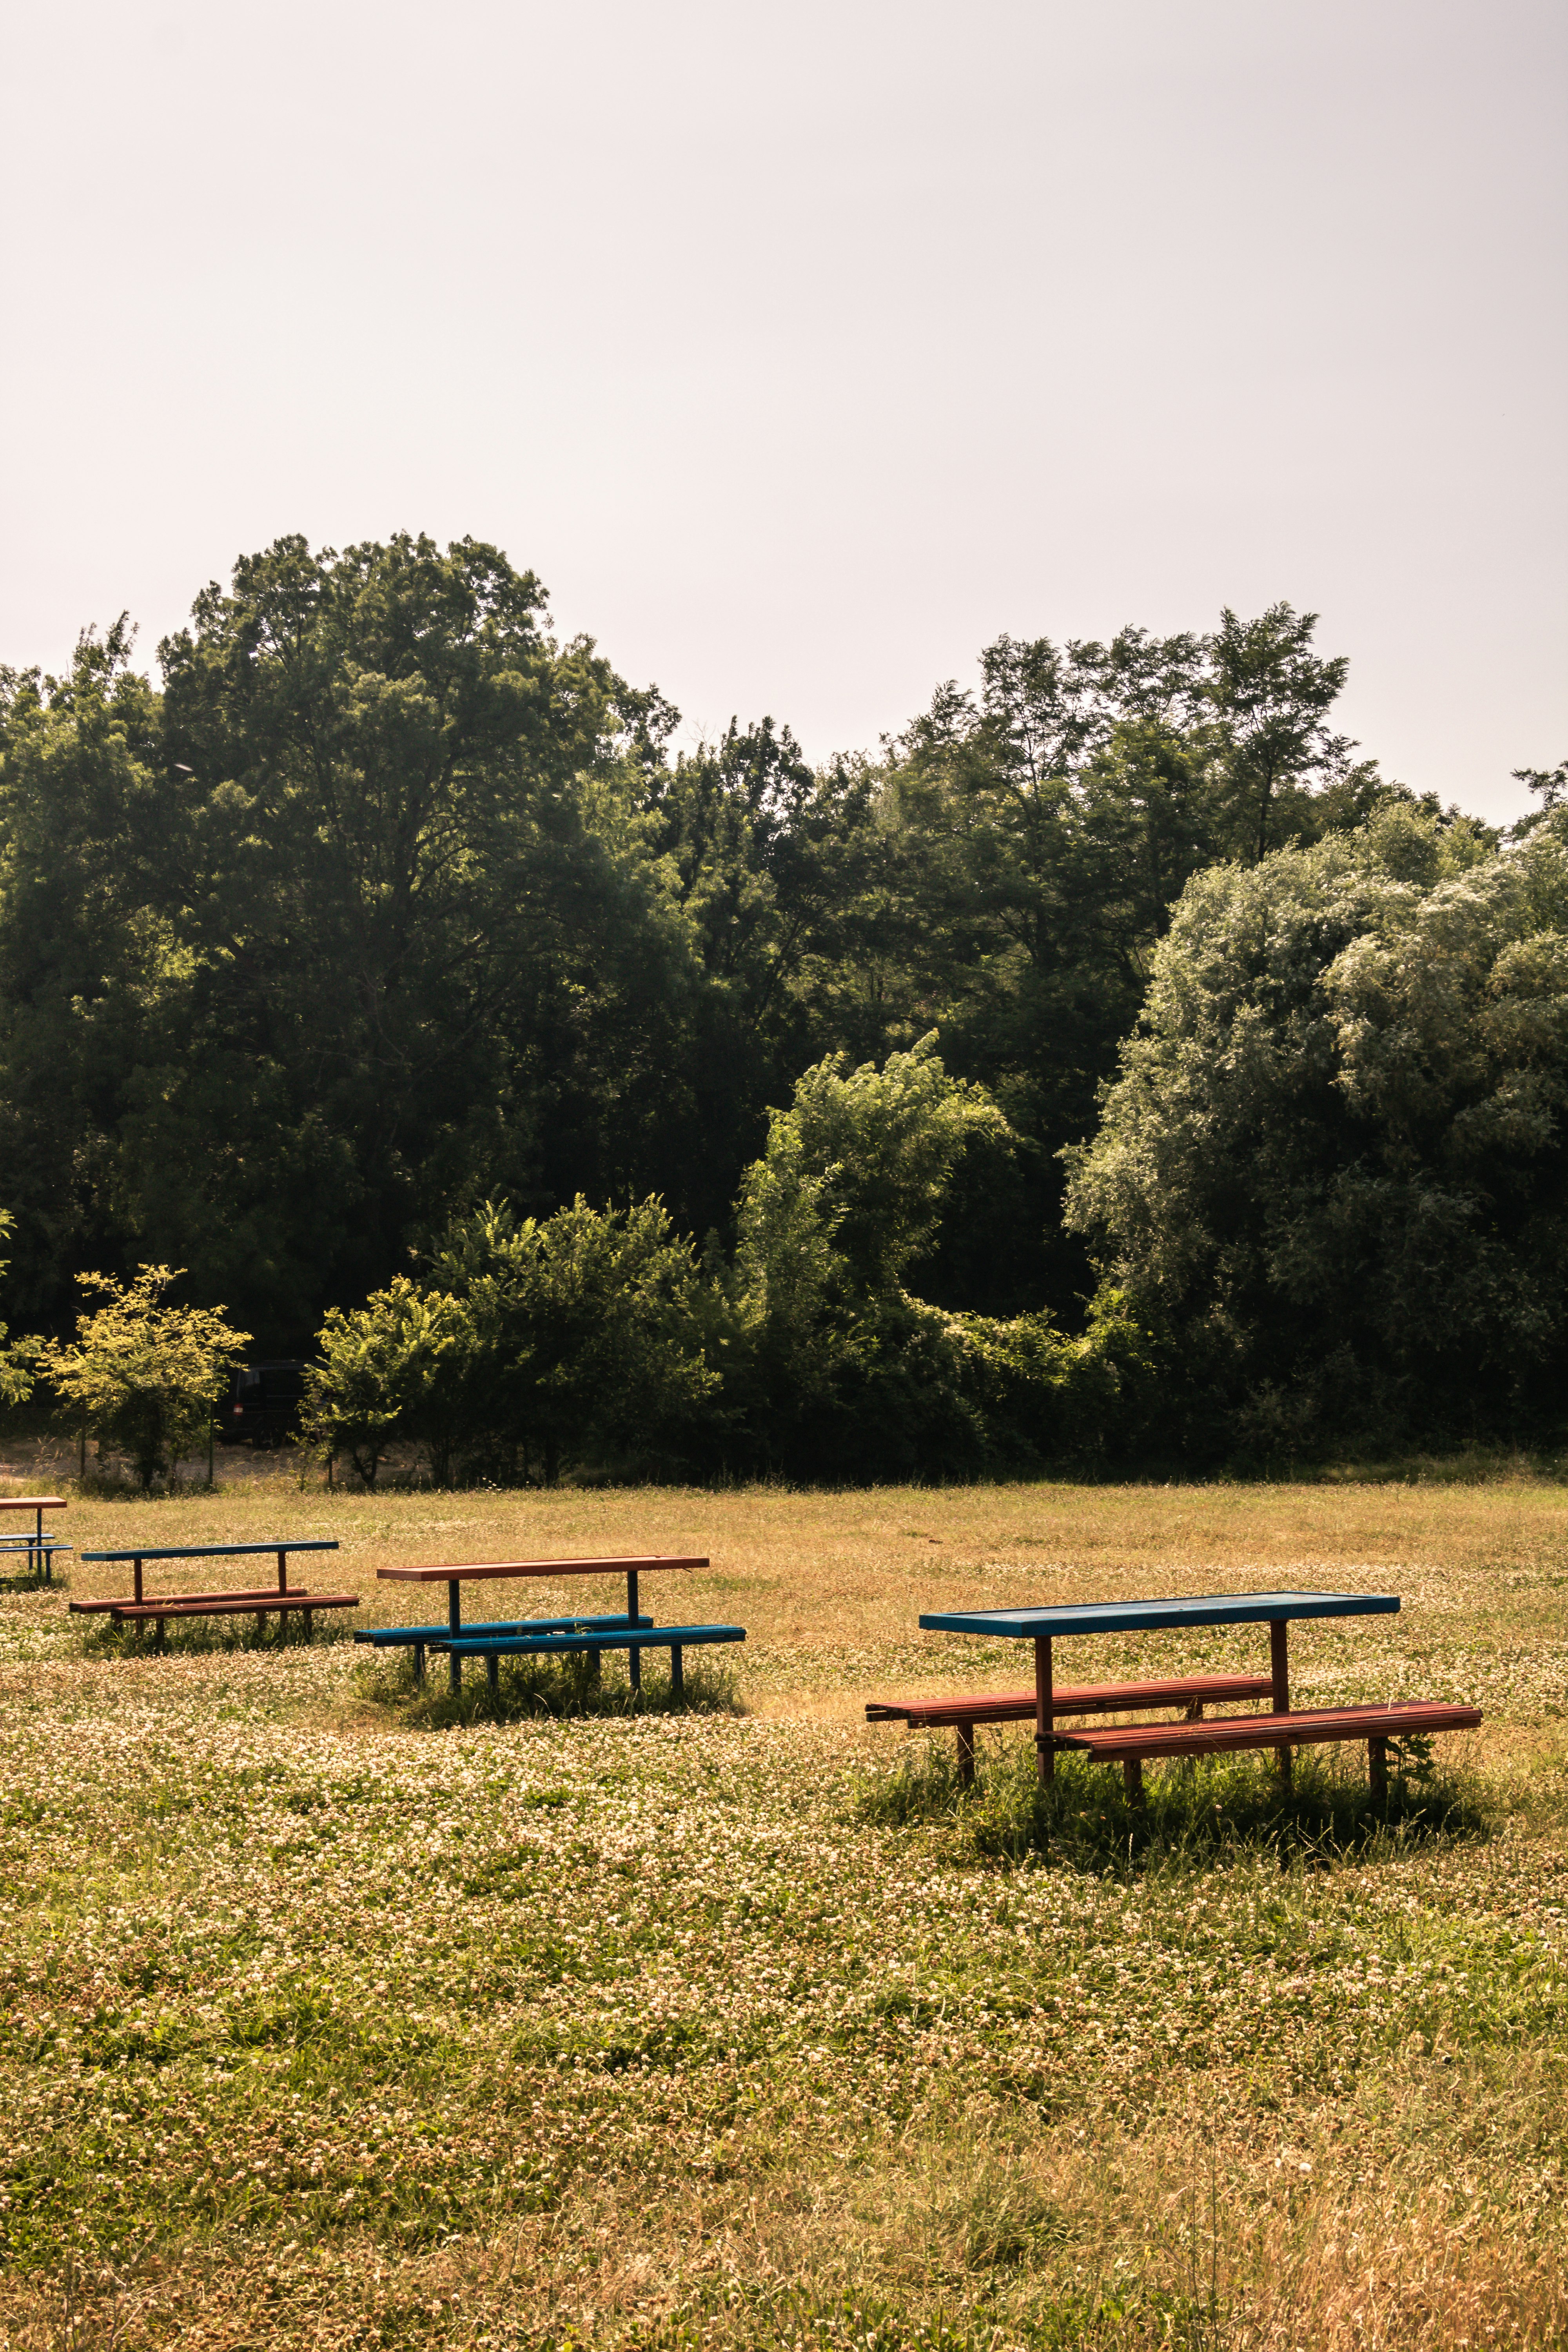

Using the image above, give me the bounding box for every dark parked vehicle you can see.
[220,1361,307,1448]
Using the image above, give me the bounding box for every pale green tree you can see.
[37,1265,249,1488]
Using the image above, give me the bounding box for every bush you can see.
[34,1264,249,1489]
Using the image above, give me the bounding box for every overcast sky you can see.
[2,0,1563,823]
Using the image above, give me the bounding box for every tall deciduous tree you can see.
[1065,803,1568,1449]
[0,539,707,1335]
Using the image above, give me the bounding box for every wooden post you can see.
[1368,1736,1388,1806]
[1270,1619,1292,1783]
[277,1548,288,1594]
[448,1579,462,1693]
[955,1720,976,1788]
[627,1568,641,1691]
[133,1555,144,1606]
[1035,1635,1054,1784]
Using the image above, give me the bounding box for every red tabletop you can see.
[376,1554,706,1583]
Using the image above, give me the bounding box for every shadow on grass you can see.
[81,1614,358,1658]
[356,1645,747,1728]
[857,1729,1488,1875]
[0,1566,65,1595]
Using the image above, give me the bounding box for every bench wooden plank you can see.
[442,1621,743,1704]
[104,1593,359,1621]
[1050,1700,1482,1802]
[442,1623,744,1656]
[866,1673,1274,1726]
[73,1586,311,1614]
[354,1614,654,1646]
[1049,1700,1483,1760]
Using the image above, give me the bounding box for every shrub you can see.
[35,1264,249,1489]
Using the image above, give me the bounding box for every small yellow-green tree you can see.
[0,1211,36,1408]
[38,1266,250,1489]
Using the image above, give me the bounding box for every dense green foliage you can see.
[1066,804,1568,1452]
[2,532,1559,1470]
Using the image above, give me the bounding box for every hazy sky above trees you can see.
[1,0,1562,824]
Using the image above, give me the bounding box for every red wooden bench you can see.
[867,1674,1275,1785]
[71,1540,356,1647]
[1049,1699,1484,1802]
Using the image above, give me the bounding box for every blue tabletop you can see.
[918,1589,1399,1639]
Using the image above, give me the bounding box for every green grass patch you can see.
[858,1731,1488,1875]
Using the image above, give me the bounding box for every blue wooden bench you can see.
[355,1613,653,1685]
[441,1621,745,1703]
[0,1539,73,1583]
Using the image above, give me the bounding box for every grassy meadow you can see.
[1,1474,1566,2350]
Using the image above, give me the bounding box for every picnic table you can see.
[0,1495,71,1581]
[914,1588,1481,1798]
[70,1539,356,1646]
[367,1553,715,1691]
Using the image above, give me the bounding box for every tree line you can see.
[2,533,1563,1477]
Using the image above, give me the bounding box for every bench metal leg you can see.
[486,1655,499,1702]
[1368,1736,1388,1806]
[448,1580,462,1695]
[955,1721,976,1788]
[670,1645,684,1703]
[1035,1636,1054,1785]
[628,1572,641,1690]
[1123,1757,1145,1806]
[303,1610,313,1644]
[413,1641,425,1687]
[1270,1620,1292,1782]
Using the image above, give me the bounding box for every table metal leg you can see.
[671,1644,684,1703]
[413,1641,426,1687]
[1270,1620,1292,1782]
[448,1580,462,1693]
[628,1569,641,1691]
[1035,1635,1054,1785]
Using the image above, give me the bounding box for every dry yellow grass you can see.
[1,1474,1564,2350]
